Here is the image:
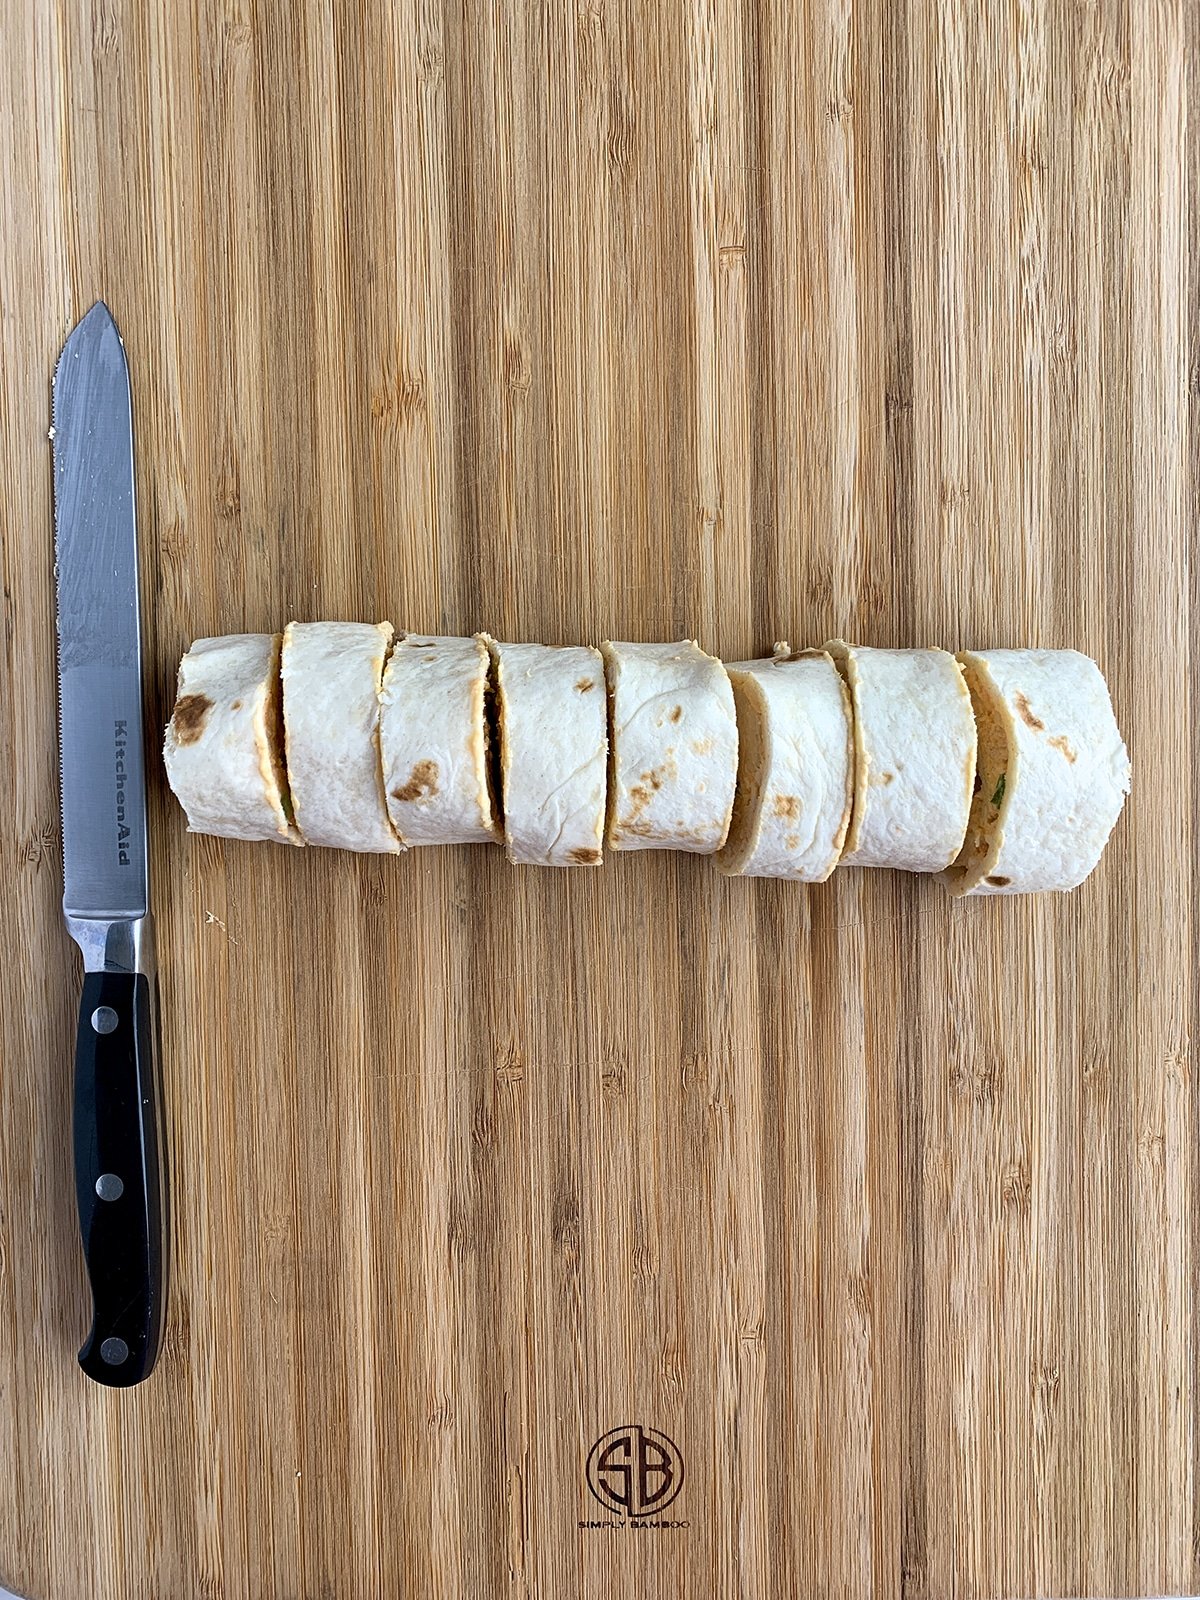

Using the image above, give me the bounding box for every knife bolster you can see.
[65,913,155,978]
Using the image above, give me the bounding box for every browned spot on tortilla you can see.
[568,846,602,864]
[172,694,213,745]
[784,833,800,849]
[985,874,1012,887]
[230,699,242,711]
[773,794,801,821]
[776,650,805,663]
[1048,734,1077,763]
[1015,692,1044,731]
[625,766,666,824]
[880,771,895,785]
[575,677,596,693]
[691,736,714,756]
[669,705,683,723]
[391,758,440,802]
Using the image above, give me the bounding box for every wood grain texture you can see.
[0,1,1193,1595]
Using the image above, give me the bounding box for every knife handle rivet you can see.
[95,1172,124,1202]
[100,1336,129,1366]
[91,1006,119,1035]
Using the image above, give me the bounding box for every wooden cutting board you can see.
[0,2,1193,1596]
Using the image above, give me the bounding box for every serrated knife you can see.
[52,302,166,1387]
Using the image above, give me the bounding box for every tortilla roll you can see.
[602,639,738,853]
[488,639,607,865]
[945,648,1130,895]
[717,648,853,880]
[163,632,302,846]
[379,634,501,847]
[281,620,401,853]
[826,640,976,872]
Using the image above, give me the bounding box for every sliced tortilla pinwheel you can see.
[281,620,400,853]
[717,647,853,880]
[826,640,976,872]
[164,631,302,846]
[489,639,607,865]
[379,633,501,847]
[946,648,1130,895]
[602,639,738,854]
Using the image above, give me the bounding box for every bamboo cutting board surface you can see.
[0,2,1194,1596]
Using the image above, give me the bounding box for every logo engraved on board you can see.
[584,1425,684,1519]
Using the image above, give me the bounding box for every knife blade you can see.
[52,301,166,1388]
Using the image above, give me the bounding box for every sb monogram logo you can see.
[585,1424,685,1517]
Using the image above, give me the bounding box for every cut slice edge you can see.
[599,640,620,849]
[478,633,509,848]
[259,632,303,843]
[943,652,1015,895]
[715,668,770,876]
[822,638,866,856]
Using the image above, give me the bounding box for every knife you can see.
[52,302,167,1387]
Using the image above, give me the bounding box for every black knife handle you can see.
[73,969,165,1386]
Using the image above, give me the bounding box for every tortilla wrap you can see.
[163,632,302,845]
[488,639,607,865]
[717,648,853,880]
[946,648,1130,895]
[379,634,501,847]
[601,639,738,853]
[826,640,976,872]
[281,620,401,853]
